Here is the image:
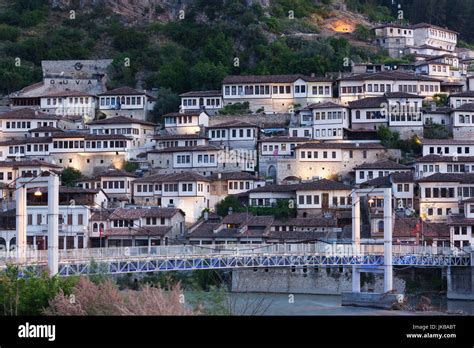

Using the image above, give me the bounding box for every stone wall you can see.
[231,267,406,295]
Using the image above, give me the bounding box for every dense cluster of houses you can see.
[1,21,474,252]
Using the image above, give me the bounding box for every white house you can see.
[451,103,474,139]
[221,74,334,114]
[339,71,441,104]
[39,90,96,121]
[98,87,156,121]
[418,173,474,222]
[422,139,474,157]
[414,154,474,179]
[179,90,223,113]
[0,108,59,140]
[373,24,415,58]
[86,116,156,156]
[295,102,349,140]
[411,23,458,53]
[132,172,214,223]
[449,91,474,108]
[354,160,411,185]
[162,111,209,135]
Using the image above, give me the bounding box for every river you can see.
[225,292,474,315]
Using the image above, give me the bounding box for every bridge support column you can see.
[48,175,59,276]
[352,266,360,293]
[352,192,361,254]
[15,184,27,263]
[383,187,393,293]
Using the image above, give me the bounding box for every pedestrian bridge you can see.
[0,243,471,276]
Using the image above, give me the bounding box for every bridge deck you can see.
[0,244,470,276]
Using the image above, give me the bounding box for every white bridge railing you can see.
[0,243,463,266]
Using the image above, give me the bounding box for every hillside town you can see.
[1,21,474,254]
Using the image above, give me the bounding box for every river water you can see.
[226,292,474,316]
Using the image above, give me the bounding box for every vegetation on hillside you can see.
[0,0,379,98]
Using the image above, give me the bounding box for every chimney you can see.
[34,110,38,116]
[431,103,436,111]
[204,211,209,221]
[228,207,233,215]
[217,172,222,179]
[311,73,315,77]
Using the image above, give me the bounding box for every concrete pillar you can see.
[15,184,27,263]
[383,187,393,293]
[352,192,361,254]
[352,266,360,292]
[446,266,452,293]
[48,175,60,276]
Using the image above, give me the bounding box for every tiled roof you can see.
[99,87,145,96]
[303,102,346,110]
[296,142,385,150]
[417,173,474,183]
[391,172,415,183]
[340,71,441,82]
[421,106,452,114]
[106,226,172,237]
[109,207,183,220]
[147,145,220,154]
[453,103,474,112]
[249,179,351,193]
[98,169,137,178]
[28,126,64,133]
[222,74,332,84]
[0,108,59,120]
[208,172,257,181]
[423,139,474,145]
[51,132,132,140]
[272,217,337,227]
[258,136,310,143]
[393,217,449,238]
[179,90,222,97]
[415,155,474,163]
[0,160,61,169]
[293,179,352,191]
[409,22,458,35]
[133,172,210,183]
[348,97,387,109]
[0,137,52,146]
[385,92,424,99]
[207,120,258,129]
[361,172,414,187]
[153,134,209,140]
[162,111,203,117]
[448,215,474,226]
[39,90,95,98]
[354,160,410,170]
[222,212,252,225]
[87,116,156,126]
[449,91,474,98]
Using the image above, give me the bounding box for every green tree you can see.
[61,167,82,187]
[123,161,139,173]
[215,196,245,217]
[0,265,78,316]
[433,93,448,107]
[249,199,296,219]
[150,88,180,123]
[354,24,372,41]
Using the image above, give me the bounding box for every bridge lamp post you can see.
[16,172,60,276]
